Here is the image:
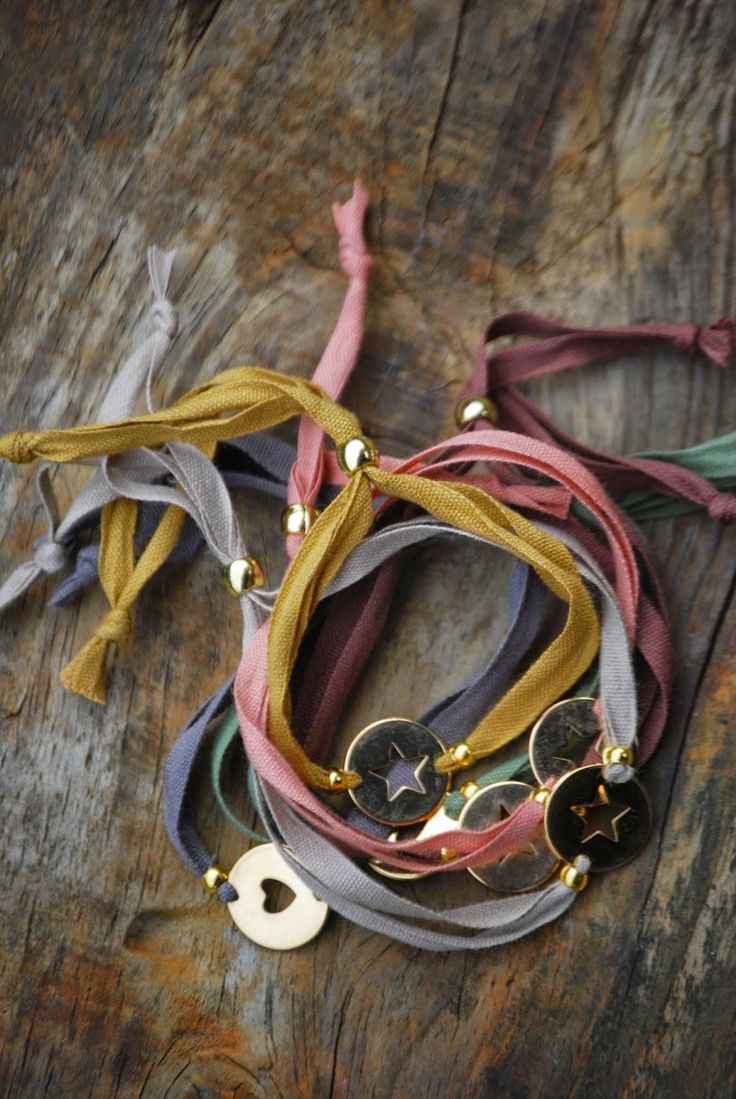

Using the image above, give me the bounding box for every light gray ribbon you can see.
[0,246,178,611]
[257,784,590,951]
[101,443,277,645]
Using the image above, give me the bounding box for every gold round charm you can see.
[226,844,328,950]
[455,395,498,429]
[345,718,450,826]
[458,781,558,892]
[529,697,604,786]
[336,435,379,474]
[280,503,319,535]
[368,805,459,881]
[544,765,652,872]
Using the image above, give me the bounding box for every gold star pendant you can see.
[369,742,429,802]
[570,784,631,844]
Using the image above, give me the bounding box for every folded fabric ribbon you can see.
[163,508,629,938]
[0,246,178,614]
[462,309,735,518]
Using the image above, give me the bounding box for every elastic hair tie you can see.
[462,309,735,515]
[241,449,600,792]
[0,368,364,699]
[284,179,372,555]
[0,245,178,615]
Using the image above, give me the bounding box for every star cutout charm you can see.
[551,721,591,772]
[369,742,429,802]
[571,783,632,844]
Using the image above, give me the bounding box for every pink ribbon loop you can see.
[285,180,372,554]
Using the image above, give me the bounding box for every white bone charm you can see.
[226,844,329,949]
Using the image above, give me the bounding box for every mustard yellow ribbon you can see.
[59,497,188,702]
[63,439,219,703]
[0,370,362,701]
[0,368,599,777]
[0,368,361,465]
[266,462,599,789]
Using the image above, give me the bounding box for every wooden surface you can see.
[1,2,735,1096]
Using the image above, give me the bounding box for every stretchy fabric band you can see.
[464,310,736,521]
[165,680,591,950]
[0,368,366,699]
[285,180,372,556]
[109,439,590,876]
[162,515,622,941]
[0,246,178,613]
[0,368,609,780]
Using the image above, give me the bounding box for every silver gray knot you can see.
[34,539,69,574]
[150,298,178,340]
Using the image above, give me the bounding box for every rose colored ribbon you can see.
[463,310,735,519]
[285,180,372,556]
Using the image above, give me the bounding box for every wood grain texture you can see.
[1,1,734,1096]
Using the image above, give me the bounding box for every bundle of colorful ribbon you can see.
[0,182,732,951]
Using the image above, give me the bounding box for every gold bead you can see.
[449,742,475,768]
[223,556,265,597]
[336,435,379,475]
[280,503,319,536]
[559,863,589,892]
[440,848,459,863]
[602,745,635,767]
[328,769,349,791]
[460,780,480,800]
[202,865,229,893]
[455,396,498,430]
[530,786,551,806]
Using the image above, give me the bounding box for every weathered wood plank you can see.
[0,1,734,1096]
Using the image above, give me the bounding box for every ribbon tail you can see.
[60,604,131,703]
[0,560,43,610]
[148,245,177,299]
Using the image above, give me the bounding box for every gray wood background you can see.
[1,2,734,1096]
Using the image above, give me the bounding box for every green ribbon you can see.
[211,707,267,843]
[617,429,736,521]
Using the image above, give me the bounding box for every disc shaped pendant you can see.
[529,697,604,786]
[227,844,329,949]
[369,804,459,880]
[459,781,559,892]
[544,765,652,872]
[345,718,450,826]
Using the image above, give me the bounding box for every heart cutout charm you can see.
[227,844,329,949]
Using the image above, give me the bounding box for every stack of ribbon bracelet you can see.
[1,182,734,951]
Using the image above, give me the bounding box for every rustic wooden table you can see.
[1,3,734,1097]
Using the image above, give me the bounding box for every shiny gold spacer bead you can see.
[559,863,589,892]
[280,503,319,536]
[531,786,551,806]
[223,556,265,597]
[601,745,635,767]
[440,848,459,863]
[202,865,229,893]
[460,780,481,800]
[449,742,475,768]
[336,435,379,475]
[328,769,349,791]
[455,395,498,430]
